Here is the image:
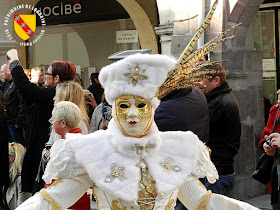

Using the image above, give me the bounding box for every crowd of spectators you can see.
[0,48,275,209]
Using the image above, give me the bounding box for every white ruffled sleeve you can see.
[178,140,258,210]
[189,139,218,183]
[43,139,90,185]
[16,139,94,210]
[178,179,259,210]
[16,177,92,210]
[16,193,52,210]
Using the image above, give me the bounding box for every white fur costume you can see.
[16,54,258,210]
[16,120,258,210]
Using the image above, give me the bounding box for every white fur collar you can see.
[68,120,199,202]
[106,120,161,158]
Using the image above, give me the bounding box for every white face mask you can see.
[112,95,154,138]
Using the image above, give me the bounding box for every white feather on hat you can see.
[99,53,176,108]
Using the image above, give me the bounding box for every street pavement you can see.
[90,194,272,210]
[246,194,272,210]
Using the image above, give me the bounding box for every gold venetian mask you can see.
[113,95,154,137]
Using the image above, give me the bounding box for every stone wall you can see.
[156,0,267,200]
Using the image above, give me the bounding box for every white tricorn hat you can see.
[99,53,177,108]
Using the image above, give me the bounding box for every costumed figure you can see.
[15,53,258,210]
[14,0,258,209]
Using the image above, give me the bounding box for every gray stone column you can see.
[155,25,173,56]
[221,0,268,199]
[156,0,267,200]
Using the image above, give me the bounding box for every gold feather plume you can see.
[158,0,240,99]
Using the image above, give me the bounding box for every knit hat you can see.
[99,53,176,108]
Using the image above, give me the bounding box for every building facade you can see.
[0,0,274,200]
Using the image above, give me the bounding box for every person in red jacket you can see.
[259,89,280,210]
[259,90,280,153]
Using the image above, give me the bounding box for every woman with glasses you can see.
[45,101,90,210]
[5,49,76,195]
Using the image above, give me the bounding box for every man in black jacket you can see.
[199,63,241,196]
[155,87,209,210]
[87,73,104,105]
[155,88,209,142]
[0,64,26,146]
[0,91,9,190]
[6,49,76,193]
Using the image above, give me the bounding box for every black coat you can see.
[155,88,209,143]
[205,82,241,175]
[87,83,104,105]
[0,101,9,187]
[0,80,26,126]
[11,64,55,192]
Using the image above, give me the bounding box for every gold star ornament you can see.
[160,157,181,173]
[105,163,126,183]
[124,65,148,86]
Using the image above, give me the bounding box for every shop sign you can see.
[38,2,81,17]
[88,67,96,78]
[262,59,276,71]
[116,30,138,43]
[34,0,129,26]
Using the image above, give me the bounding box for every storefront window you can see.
[254,10,277,104]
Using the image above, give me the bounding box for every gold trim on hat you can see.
[124,65,147,86]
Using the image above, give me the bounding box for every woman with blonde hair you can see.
[34,81,90,194]
[42,81,90,159]
[0,143,31,209]
[55,81,89,132]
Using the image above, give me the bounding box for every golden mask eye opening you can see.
[137,103,146,109]
[119,103,129,109]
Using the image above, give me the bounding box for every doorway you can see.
[254,4,280,104]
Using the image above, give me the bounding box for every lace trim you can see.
[40,188,62,210]
[43,140,85,184]
[165,199,176,210]
[46,178,63,189]
[195,190,212,210]
[92,185,100,210]
[111,200,127,210]
[191,141,218,183]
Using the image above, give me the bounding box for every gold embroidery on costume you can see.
[92,185,100,210]
[199,181,206,189]
[132,142,155,155]
[40,189,62,210]
[48,178,63,188]
[105,163,126,183]
[124,65,148,86]
[136,159,157,210]
[165,199,175,210]
[111,200,127,210]
[160,157,181,173]
[204,143,212,156]
[195,190,212,210]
